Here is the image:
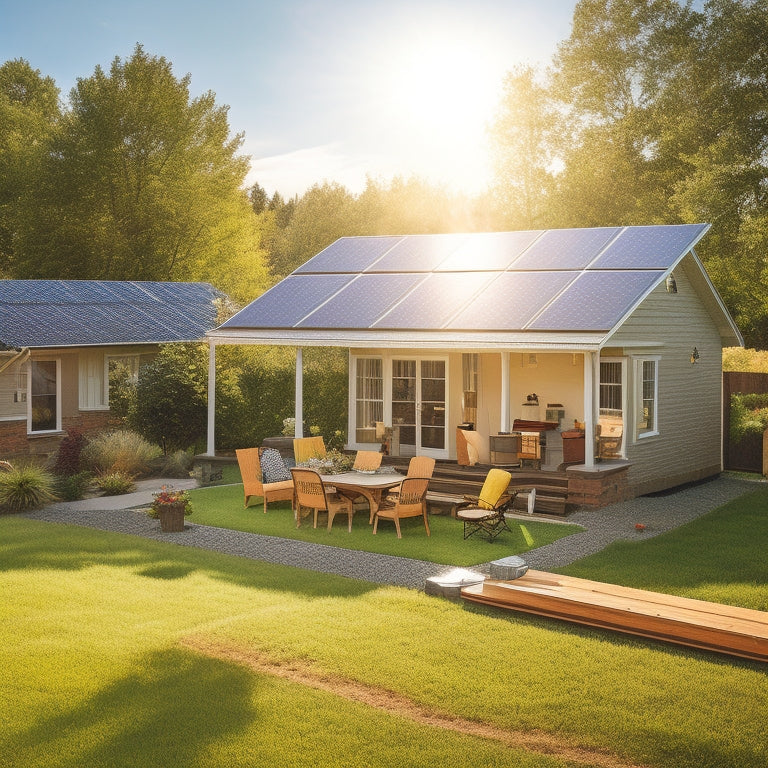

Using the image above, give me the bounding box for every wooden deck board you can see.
[461,570,768,663]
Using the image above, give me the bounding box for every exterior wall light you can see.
[666,274,677,293]
[690,347,700,364]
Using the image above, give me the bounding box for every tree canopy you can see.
[4,46,269,304]
[490,0,768,346]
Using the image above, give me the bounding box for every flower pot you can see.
[158,502,186,532]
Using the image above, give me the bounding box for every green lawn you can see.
[558,486,768,611]
[187,482,579,566]
[1,489,766,768]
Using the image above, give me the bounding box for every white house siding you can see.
[609,259,724,496]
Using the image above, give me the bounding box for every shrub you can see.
[161,449,195,478]
[53,428,87,475]
[96,471,136,496]
[0,464,57,511]
[730,392,768,441]
[55,471,93,501]
[130,343,208,453]
[82,430,161,476]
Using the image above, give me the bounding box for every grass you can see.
[187,481,579,566]
[1,506,766,768]
[558,486,768,611]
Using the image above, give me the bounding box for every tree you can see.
[11,45,269,303]
[131,343,208,454]
[490,65,558,229]
[0,59,60,273]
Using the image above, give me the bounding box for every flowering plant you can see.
[148,485,193,518]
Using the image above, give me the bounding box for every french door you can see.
[391,358,447,457]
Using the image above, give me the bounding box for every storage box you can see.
[561,430,585,463]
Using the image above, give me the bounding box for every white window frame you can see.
[633,356,660,440]
[350,356,384,447]
[28,357,62,434]
[599,357,626,457]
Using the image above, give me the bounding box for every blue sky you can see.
[0,0,577,197]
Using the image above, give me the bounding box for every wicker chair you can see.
[290,467,355,532]
[235,447,294,514]
[373,476,431,538]
[293,436,327,464]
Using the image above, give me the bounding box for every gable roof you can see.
[212,224,742,350]
[0,280,223,349]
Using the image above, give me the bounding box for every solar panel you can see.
[221,274,352,328]
[590,224,708,269]
[512,227,620,270]
[299,274,423,328]
[437,231,543,271]
[447,272,578,330]
[295,236,403,273]
[371,233,466,272]
[529,271,662,330]
[373,272,496,329]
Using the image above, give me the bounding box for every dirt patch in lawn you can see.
[182,635,648,768]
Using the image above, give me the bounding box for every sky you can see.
[0,0,577,198]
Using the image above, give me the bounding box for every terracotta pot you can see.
[158,502,186,532]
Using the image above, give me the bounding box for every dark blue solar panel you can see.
[447,272,578,330]
[299,274,422,328]
[372,272,496,329]
[0,281,220,346]
[222,274,352,329]
[295,236,403,273]
[590,224,708,269]
[529,271,662,331]
[370,234,466,272]
[437,231,543,271]
[512,227,621,270]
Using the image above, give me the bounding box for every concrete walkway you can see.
[21,475,759,590]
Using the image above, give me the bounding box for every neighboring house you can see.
[0,280,222,459]
[206,224,742,505]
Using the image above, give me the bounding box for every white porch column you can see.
[582,351,595,468]
[500,350,511,432]
[294,347,304,438]
[206,342,216,456]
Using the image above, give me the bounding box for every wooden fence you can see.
[722,371,768,472]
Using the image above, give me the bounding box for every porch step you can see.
[383,457,572,516]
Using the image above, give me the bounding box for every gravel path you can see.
[20,475,759,590]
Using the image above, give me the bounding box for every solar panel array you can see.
[0,280,222,347]
[222,224,709,334]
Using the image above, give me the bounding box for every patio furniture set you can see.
[236,437,531,541]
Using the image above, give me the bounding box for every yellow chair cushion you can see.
[477,469,512,510]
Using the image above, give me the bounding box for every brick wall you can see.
[0,411,121,462]
[567,464,630,508]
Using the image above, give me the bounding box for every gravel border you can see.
[20,475,759,590]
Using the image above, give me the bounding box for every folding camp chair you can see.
[455,468,516,542]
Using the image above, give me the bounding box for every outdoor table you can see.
[320,470,404,523]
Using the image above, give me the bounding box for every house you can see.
[206,224,742,505]
[0,280,222,459]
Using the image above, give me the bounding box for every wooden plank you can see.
[462,571,768,663]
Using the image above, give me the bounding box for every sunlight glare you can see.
[372,35,507,194]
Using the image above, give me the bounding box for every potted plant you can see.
[148,485,192,532]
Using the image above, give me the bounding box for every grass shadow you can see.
[1,647,256,768]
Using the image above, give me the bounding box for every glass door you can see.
[391,358,447,457]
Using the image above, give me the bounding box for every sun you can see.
[371,36,507,194]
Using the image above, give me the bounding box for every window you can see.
[635,357,659,437]
[462,353,478,426]
[30,359,59,432]
[355,357,383,443]
[599,359,625,458]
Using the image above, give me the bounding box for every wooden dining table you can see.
[320,470,405,523]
